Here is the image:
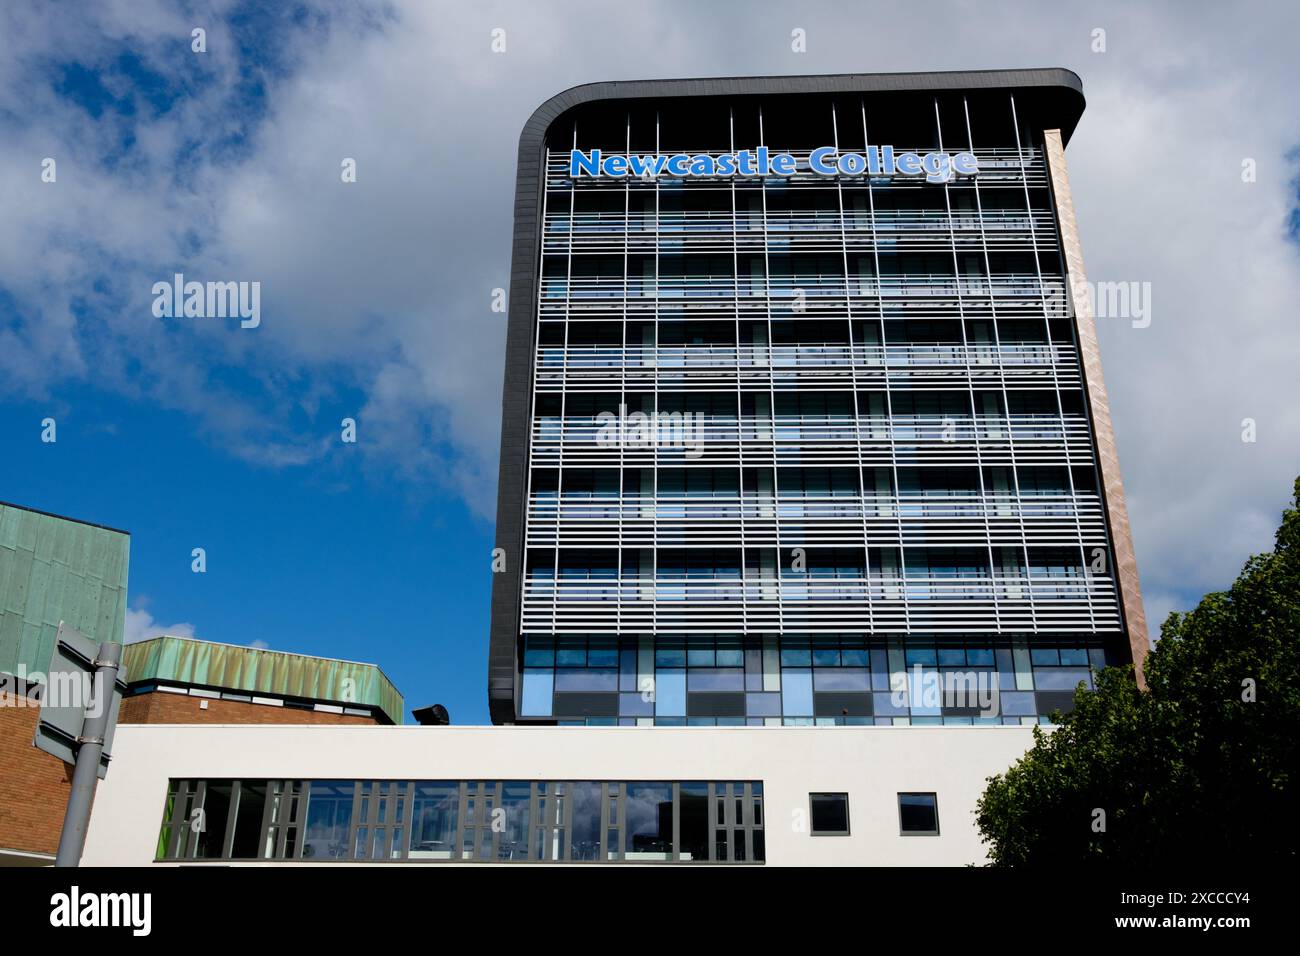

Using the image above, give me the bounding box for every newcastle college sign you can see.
[569,145,979,183]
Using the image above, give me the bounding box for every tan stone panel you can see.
[1043,129,1150,686]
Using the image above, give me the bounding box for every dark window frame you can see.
[808,791,851,836]
[897,791,940,836]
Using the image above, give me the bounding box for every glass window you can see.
[655,670,687,716]
[159,777,764,865]
[230,782,268,859]
[841,647,869,667]
[780,643,812,666]
[587,642,619,667]
[522,638,554,666]
[899,792,940,835]
[409,783,458,859]
[654,644,687,668]
[497,783,531,861]
[809,792,850,835]
[812,668,870,691]
[781,668,813,716]
[193,782,232,859]
[1032,667,1093,691]
[687,668,744,692]
[679,783,709,861]
[687,646,715,667]
[624,783,674,860]
[555,668,618,692]
[715,646,744,668]
[570,782,602,862]
[521,669,554,716]
[302,781,354,860]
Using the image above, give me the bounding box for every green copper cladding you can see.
[0,503,130,679]
[122,636,405,725]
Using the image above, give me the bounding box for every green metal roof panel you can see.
[122,636,405,725]
[0,502,130,678]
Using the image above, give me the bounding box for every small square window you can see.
[809,792,850,835]
[898,792,939,835]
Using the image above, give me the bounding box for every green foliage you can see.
[976,478,1300,865]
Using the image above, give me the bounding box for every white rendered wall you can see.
[82,724,1037,866]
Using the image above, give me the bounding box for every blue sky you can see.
[2,1,1298,724]
[0,384,494,722]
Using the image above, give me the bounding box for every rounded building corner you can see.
[517,80,629,154]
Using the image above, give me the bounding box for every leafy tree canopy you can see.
[976,478,1300,865]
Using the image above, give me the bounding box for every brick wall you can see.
[1,689,379,861]
[118,691,381,726]
[0,692,73,858]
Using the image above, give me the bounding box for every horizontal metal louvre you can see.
[528,414,1094,466]
[525,493,1108,548]
[543,209,1058,254]
[520,575,1121,634]
[535,343,1081,390]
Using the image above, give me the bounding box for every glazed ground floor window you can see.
[156,778,764,864]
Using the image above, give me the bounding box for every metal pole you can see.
[54,641,121,867]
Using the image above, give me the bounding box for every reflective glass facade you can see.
[491,73,1144,725]
[520,634,1104,725]
[157,778,765,863]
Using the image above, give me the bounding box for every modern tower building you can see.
[490,69,1148,726]
[70,70,1152,869]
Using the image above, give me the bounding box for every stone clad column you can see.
[1043,128,1151,686]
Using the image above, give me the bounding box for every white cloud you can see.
[123,606,197,645]
[1,1,1297,609]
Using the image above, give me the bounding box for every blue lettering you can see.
[570,149,601,177]
[572,144,980,181]
[627,154,669,178]
[952,152,980,176]
[809,146,838,175]
[689,154,715,176]
[895,151,922,176]
[922,151,951,183]
[838,152,867,176]
[866,146,883,175]
[771,153,797,176]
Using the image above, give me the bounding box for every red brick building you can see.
[1,635,404,864]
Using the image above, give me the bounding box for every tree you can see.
[975,477,1300,865]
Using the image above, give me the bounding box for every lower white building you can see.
[83,723,1037,866]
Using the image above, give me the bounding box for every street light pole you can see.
[54,641,121,868]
